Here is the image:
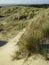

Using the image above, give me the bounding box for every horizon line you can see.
[0,3,49,6]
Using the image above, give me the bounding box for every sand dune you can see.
[0,24,49,65]
[0,28,26,65]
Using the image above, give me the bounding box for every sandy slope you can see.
[0,19,32,65]
[0,28,26,65]
[0,21,49,65]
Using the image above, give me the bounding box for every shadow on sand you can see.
[0,40,7,47]
[41,44,49,53]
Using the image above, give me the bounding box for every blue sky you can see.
[0,0,49,4]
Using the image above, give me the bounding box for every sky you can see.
[0,0,49,4]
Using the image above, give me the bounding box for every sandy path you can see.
[0,20,49,65]
[0,28,26,65]
[0,19,32,65]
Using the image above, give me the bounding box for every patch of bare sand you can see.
[0,28,49,65]
[0,28,26,65]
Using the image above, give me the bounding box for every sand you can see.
[0,27,49,65]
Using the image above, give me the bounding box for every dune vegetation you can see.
[13,6,49,60]
[0,5,49,61]
[0,6,40,41]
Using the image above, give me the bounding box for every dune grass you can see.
[14,8,49,60]
[0,5,49,60]
[0,6,40,41]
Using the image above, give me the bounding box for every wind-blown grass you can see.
[14,9,49,60]
[0,6,39,41]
